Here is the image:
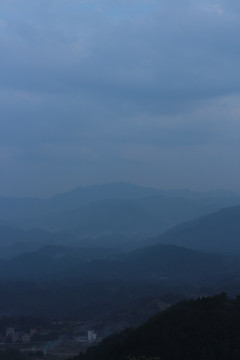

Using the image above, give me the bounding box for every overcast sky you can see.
[1,0,240,197]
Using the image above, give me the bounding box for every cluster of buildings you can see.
[5,327,37,344]
[75,330,98,344]
[4,326,98,345]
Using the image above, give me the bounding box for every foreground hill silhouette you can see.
[79,294,240,360]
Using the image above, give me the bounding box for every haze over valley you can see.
[1,183,240,359]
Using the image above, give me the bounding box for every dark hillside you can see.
[81,294,240,360]
[0,244,231,284]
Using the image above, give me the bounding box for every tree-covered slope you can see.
[80,294,240,360]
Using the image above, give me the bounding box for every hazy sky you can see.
[1,0,240,197]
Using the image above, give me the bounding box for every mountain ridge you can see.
[151,205,240,252]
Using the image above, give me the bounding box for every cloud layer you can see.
[1,0,240,196]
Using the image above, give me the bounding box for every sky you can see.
[1,0,240,197]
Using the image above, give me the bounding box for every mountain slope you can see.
[0,243,233,285]
[153,205,240,252]
[2,183,240,237]
[81,294,240,360]
[0,183,160,219]
[12,194,240,237]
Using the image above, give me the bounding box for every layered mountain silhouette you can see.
[0,243,235,285]
[152,205,240,252]
[1,183,240,236]
[0,183,160,219]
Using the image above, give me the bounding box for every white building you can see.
[88,330,97,342]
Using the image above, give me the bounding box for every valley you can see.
[1,183,240,359]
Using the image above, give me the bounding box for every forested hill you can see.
[0,243,229,283]
[79,294,240,360]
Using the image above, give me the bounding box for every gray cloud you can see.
[1,0,240,100]
[1,0,240,196]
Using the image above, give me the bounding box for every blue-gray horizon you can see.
[0,0,240,197]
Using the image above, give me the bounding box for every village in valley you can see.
[0,320,100,359]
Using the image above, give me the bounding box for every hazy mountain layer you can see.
[0,243,235,285]
[152,205,240,252]
[1,183,240,239]
[0,183,160,219]
[10,194,240,237]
